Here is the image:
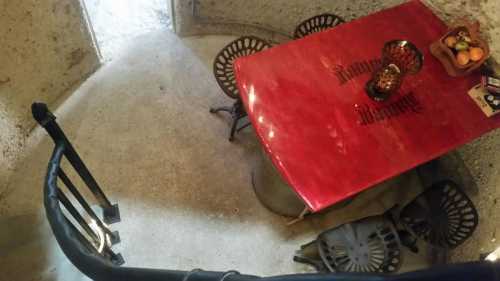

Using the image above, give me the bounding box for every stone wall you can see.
[173,0,499,60]
[0,0,100,193]
[173,0,405,42]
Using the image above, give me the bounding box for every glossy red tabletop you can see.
[234,0,500,212]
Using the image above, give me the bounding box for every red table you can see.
[234,0,500,213]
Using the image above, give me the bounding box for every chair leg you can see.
[211,99,250,142]
[237,121,251,132]
[210,106,232,114]
[230,107,249,141]
[228,118,239,142]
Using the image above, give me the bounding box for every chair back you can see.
[294,14,344,39]
[213,36,272,99]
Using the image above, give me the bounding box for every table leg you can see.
[251,149,308,217]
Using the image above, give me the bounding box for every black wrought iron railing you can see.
[33,102,500,281]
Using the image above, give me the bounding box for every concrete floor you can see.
[0,30,442,280]
[83,0,171,61]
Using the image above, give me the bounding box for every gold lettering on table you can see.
[356,92,423,126]
[334,59,382,85]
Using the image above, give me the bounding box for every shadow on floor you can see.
[0,213,88,281]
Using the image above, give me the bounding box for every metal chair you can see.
[294,215,403,273]
[400,180,479,249]
[294,180,479,273]
[294,14,345,39]
[210,36,272,142]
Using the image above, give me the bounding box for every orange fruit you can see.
[469,47,484,61]
[444,36,457,48]
[456,51,470,65]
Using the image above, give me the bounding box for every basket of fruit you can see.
[430,20,489,77]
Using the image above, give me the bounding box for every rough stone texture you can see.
[424,0,500,63]
[173,0,405,42]
[0,0,100,196]
[454,130,500,262]
[172,0,500,61]
[172,0,500,263]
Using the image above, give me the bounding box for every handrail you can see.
[34,102,500,281]
[32,102,120,224]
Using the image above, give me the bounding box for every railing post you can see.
[63,215,124,266]
[58,169,120,245]
[32,102,120,224]
[57,188,100,244]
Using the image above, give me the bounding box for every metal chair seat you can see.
[294,215,403,273]
[400,180,479,249]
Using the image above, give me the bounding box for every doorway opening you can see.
[81,0,173,61]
